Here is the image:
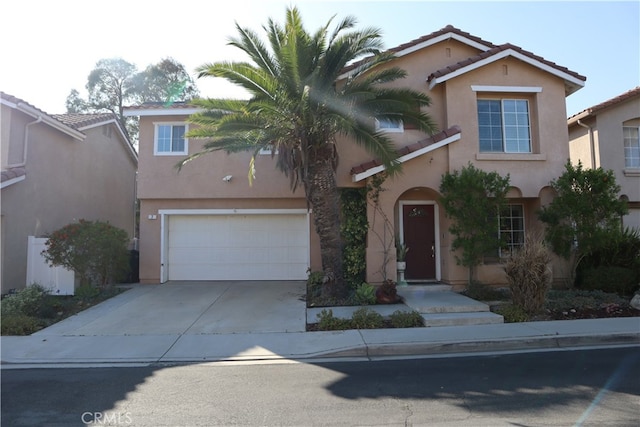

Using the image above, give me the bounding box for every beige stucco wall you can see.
[336,43,573,286]
[136,36,576,287]
[569,95,640,230]
[1,107,137,292]
[137,115,307,200]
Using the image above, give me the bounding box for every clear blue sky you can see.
[1,1,638,117]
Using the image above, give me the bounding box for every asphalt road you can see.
[2,347,639,426]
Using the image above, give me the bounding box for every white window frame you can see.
[498,204,525,258]
[154,122,188,156]
[375,118,404,133]
[477,98,532,154]
[623,126,640,169]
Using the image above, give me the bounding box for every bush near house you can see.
[504,233,552,315]
[575,227,640,296]
[42,219,130,288]
[310,308,424,331]
[1,283,123,336]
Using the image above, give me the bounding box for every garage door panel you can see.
[167,214,309,280]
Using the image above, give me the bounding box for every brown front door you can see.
[402,204,436,280]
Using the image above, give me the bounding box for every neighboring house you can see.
[1,92,138,293]
[568,87,640,230]
[124,25,585,287]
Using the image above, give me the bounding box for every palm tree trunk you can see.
[305,149,345,299]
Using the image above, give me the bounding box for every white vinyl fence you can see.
[26,236,74,295]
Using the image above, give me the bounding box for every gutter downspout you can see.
[576,119,596,168]
[7,115,42,168]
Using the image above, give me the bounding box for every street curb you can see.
[313,333,640,359]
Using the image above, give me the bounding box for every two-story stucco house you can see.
[1,92,138,293]
[568,87,640,230]
[125,25,585,287]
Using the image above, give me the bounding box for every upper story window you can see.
[477,99,531,153]
[375,118,404,133]
[154,123,187,155]
[623,126,640,168]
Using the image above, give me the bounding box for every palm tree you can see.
[180,7,436,298]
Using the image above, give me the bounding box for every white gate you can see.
[26,236,75,295]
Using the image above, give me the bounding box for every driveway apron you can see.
[34,281,307,337]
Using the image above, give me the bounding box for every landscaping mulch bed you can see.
[529,305,640,321]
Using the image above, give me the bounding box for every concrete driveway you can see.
[34,281,308,337]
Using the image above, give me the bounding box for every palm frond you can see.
[196,62,277,99]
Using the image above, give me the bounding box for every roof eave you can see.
[15,102,86,141]
[338,30,494,81]
[352,132,461,182]
[123,107,202,117]
[428,49,586,95]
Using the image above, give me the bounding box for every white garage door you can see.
[167,214,309,280]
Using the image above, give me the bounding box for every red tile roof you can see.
[1,167,26,184]
[123,101,197,111]
[350,126,461,176]
[52,113,117,130]
[1,92,71,128]
[427,43,586,95]
[568,86,640,123]
[341,25,495,75]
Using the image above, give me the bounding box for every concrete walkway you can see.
[1,282,638,368]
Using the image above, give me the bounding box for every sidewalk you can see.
[2,317,638,368]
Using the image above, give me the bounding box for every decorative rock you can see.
[630,293,640,311]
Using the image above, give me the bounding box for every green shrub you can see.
[0,313,43,335]
[42,219,130,287]
[494,304,529,323]
[389,310,424,328]
[75,284,101,300]
[463,281,508,301]
[1,284,50,317]
[581,266,638,296]
[353,283,376,305]
[316,309,351,331]
[576,227,640,292]
[504,234,551,314]
[351,307,384,329]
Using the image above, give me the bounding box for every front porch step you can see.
[421,311,504,327]
[398,288,490,314]
[402,283,452,292]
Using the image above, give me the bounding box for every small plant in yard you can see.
[43,219,130,288]
[494,303,529,323]
[1,285,124,336]
[351,307,385,329]
[316,309,351,331]
[389,310,424,328]
[504,233,552,315]
[353,283,377,305]
[75,284,102,301]
[1,313,44,336]
[1,284,50,317]
[396,241,409,262]
[375,279,399,304]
